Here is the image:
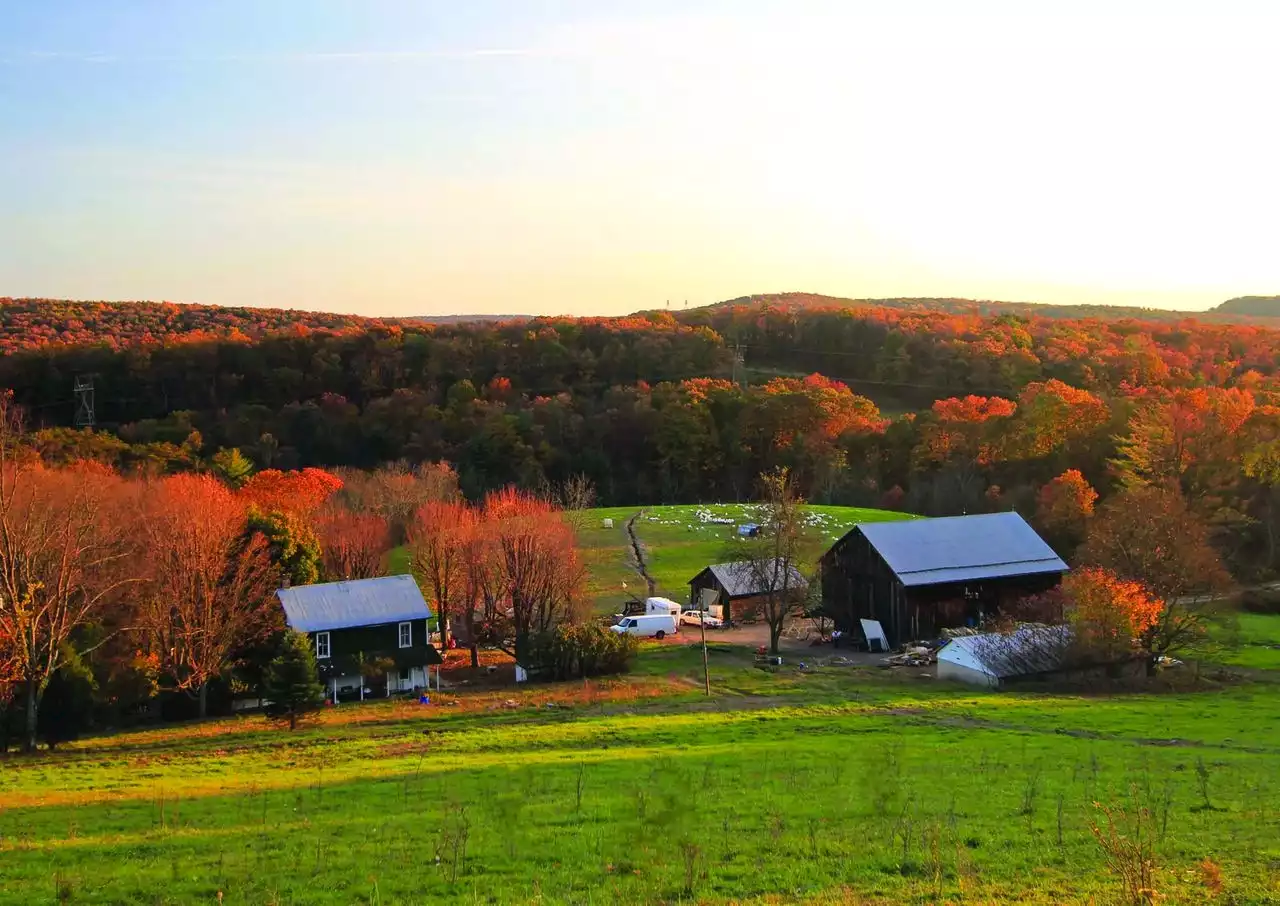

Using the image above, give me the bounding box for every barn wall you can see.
[820,531,905,644]
[821,527,1066,648]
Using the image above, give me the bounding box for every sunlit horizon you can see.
[3,1,1278,317]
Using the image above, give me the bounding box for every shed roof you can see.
[690,560,808,598]
[939,625,1071,678]
[277,574,432,633]
[850,512,1067,587]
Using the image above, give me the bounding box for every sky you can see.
[2,0,1279,316]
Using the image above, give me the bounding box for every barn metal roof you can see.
[690,560,809,598]
[940,625,1072,678]
[854,512,1067,587]
[277,574,432,633]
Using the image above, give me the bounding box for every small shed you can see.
[687,560,808,625]
[820,512,1067,649]
[937,625,1071,688]
[277,574,443,702]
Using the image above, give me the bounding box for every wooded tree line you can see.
[6,299,1280,576]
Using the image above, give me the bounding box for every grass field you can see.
[1,645,1277,905]
[574,503,912,614]
[388,502,907,617]
[1214,613,1280,672]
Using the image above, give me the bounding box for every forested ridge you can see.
[7,295,1280,581]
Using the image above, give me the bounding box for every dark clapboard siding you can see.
[314,618,433,675]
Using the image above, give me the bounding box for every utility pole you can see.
[73,375,96,427]
[730,344,745,386]
[700,607,711,696]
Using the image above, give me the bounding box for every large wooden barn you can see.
[819,513,1067,649]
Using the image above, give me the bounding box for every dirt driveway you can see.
[664,621,893,667]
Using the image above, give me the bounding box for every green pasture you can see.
[576,503,912,612]
[1,649,1277,905]
[1213,612,1280,672]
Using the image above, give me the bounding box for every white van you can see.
[610,614,677,639]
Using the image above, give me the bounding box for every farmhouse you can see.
[819,512,1067,649]
[688,560,808,625]
[277,574,443,703]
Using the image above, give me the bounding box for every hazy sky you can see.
[2,1,1278,316]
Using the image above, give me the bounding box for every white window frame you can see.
[315,631,331,660]
[398,621,412,649]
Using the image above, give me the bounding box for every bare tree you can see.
[734,468,814,656]
[334,462,460,543]
[0,395,140,751]
[542,473,597,530]
[138,473,279,718]
[317,506,391,580]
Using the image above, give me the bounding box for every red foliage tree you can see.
[139,473,279,717]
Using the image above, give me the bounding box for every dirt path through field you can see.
[625,510,657,596]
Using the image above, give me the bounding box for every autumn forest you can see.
[0,297,1277,583]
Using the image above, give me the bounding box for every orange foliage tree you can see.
[1011,380,1110,461]
[915,395,1018,466]
[1063,567,1164,666]
[138,473,279,718]
[1113,387,1255,508]
[238,467,343,516]
[1035,469,1099,555]
[1079,485,1231,664]
[754,375,886,498]
[316,508,390,581]
[483,488,586,666]
[407,500,477,649]
[0,397,140,751]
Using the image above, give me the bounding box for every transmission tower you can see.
[73,376,96,427]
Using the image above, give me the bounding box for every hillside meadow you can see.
[1,644,1277,905]
[392,503,911,616]
[578,503,910,615]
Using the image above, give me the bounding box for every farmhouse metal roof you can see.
[277,574,432,633]
[690,560,808,598]
[852,512,1067,587]
[940,625,1072,678]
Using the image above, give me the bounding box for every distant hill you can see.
[406,314,530,324]
[706,292,1280,325]
[1213,296,1280,317]
[0,298,394,354]
[0,299,538,354]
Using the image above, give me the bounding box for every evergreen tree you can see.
[211,447,255,487]
[263,631,324,730]
[246,509,322,586]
